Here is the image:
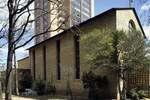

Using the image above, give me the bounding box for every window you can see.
[35,0,41,44]
[71,0,81,25]
[35,0,40,8]
[32,50,36,80]
[43,0,49,40]
[74,34,80,79]
[56,40,61,80]
[35,35,40,44]
[43,46,46,80]
[35,0,40,16]
[35,17,40,44]
[128,20,136,31]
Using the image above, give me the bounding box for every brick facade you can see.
[27,8,146,98]
[18,57,30,69]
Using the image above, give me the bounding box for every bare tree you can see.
[0,0,69,100]
[0,73,2,100]
[63,66,74,100]
[13,45,19,96]
[0,49,6,100]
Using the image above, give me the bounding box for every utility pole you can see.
[129,0,133,7]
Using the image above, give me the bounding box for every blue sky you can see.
[94,0,143,15]
[94,0,150,38]
[95,0,130,15]
[94,0,150,23]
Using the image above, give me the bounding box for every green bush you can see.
[33,80,56,95]
[127,88,148,100]
[18,71,33,92]
[82,71,96,89]
[33,80,46,95]
[138,90,147,99]
[46,82,56,95]
[127,88,139,99]
[96,75,108,88]
[82,71,109,99]
[46,82,51,94]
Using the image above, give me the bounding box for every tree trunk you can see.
[14,49,19,96]
[5,48,13,100]
[66,72,73,100]
[117,71,127,100]
[5,1,16,99]
[0,72,3,100]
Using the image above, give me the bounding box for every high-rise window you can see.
[43,0,49,40]
[34,0,93,43]
[72,0,81,25]
[81,0,90,22]
[71,0,92,25]
[35,0,41,44]
[35,17,40,44]
[32,50,36,80]
[74,34,80,79]
[43,46,46,80]
[56,40,61,80]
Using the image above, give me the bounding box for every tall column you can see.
[90,0,94,17]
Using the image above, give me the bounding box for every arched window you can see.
[128,20,136,31]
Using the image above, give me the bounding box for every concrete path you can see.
[2,94,150,100]
[2,94,67,100]
[4,96,67,100]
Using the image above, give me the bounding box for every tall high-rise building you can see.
[34,0,94,44]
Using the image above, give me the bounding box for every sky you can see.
[95,0,130,16]
[94,0,150,38]
[94,0,144,15]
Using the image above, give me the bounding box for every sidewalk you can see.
[2,94,67,100]
[2,93,150,100]
[4,96,67,100]
[2,94,36,100]
[6,96,37,100]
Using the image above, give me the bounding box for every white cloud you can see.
[0,47,7,64]
[0,0,33,61]
[0,0,34,29]
[16,47,27,53]
[143,26,150,39]
[0,47,8,52]
[15,47,29,60]
[0,46,29,62]
[140,3,150,12]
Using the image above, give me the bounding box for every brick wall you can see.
[18,57,30,69]
[29,9,145,98]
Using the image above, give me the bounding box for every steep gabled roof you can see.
[27,8,146,50]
